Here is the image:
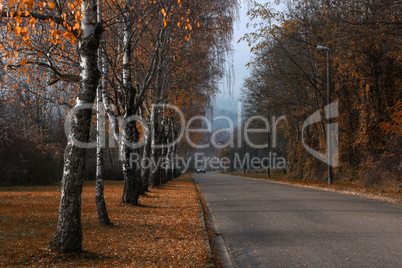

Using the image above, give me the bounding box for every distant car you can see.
[197,166,206,173]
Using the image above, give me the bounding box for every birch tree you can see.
[48,0,103,252]
[95,0,112,225]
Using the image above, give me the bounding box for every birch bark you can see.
[121,13,140,205]
[48,0,102,252]
[94,0,112,226]
[95,59,112,226]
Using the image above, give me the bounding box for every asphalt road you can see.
[194,172,402,268]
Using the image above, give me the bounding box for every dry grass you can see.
[222,170,401,203]
[0,174,212,267]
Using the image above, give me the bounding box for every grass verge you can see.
[0,174,212,267]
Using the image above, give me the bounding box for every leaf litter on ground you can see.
[0,174,212,267]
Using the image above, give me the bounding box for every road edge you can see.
[219,172,402,205]
[194,177,235,268]
[192,177,215,267]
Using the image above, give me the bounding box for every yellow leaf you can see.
[29,17,36,26]
[161,8,167,17]
[73,22,80,30]
[13,26,22,35]
[15,15,22,24]
[20,59,27,66]
[26,0,34,9]
[63,31,72,39]
[9,0,15,7]
[48,2,55,9]
[163,18,167,27]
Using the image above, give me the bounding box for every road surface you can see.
[194,172,402,268]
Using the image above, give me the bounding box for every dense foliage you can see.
[241,0,401,187]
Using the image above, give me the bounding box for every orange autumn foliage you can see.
[380,100,402,136]
[242,0,401,187]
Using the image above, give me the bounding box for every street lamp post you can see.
[230,145,233,174]
[242,122,246,176]
[267,103,271,179]
[316,45,333,185]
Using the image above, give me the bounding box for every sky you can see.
[217,3,253,102]
[210,2,257,128]
[215,1,284,107]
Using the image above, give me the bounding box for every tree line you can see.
[241,0,401,186]
[1,0,238,252]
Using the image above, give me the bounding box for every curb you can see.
[205,202,234,268]
[194,182,215,267]
[194,177,235,268]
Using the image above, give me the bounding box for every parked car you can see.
[197,166,206,173]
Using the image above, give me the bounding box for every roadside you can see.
[195,183,222,268]
[0,174,212,267]
[220,170,401,204]
[195,179,235,268]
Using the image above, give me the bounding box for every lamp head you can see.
[316,45,329,51]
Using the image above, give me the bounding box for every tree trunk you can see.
[172,144,178,179]
[149,105,160,187]
[121,14,140,205]
[94,0,112,225]
[95,77,112,226]
[48,0,102,252]
[121,109,140,204]
[140,133,150,192]
[164,121,174,182]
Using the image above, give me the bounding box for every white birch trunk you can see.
[101,55,120,145]
[149,104,160,187]
[48,0,102,252]
[95,31,112,225]
[95,0,112,226]
[140,124,150,192]
[121,13,140,205]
